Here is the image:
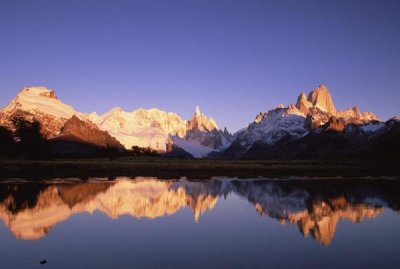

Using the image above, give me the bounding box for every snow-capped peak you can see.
[0,86,86,138]
[111,106,123,113]
[234,105,308,149]
[18,86,58,100]
[5,86,77,119]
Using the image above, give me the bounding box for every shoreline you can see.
[1,158,399,180]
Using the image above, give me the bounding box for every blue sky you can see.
[0,0,399,131]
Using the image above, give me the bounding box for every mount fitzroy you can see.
[0,85,398,159]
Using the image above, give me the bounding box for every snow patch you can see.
[361,122,385,133]
[172,137,215,158]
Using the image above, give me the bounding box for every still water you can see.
[0,177,399,269]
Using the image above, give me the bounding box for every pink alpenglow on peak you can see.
[295,92,312,115]
[0,86,85,138]
[306,84,337,114]
[188,106,218,132]
[90,107,188,151]
[288,85,337,116]
[195,105,202,117]
[294,84,379,126]
[20,86,59,100]
[277,104,285,109]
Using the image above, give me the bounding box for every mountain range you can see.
[0,85,398,159]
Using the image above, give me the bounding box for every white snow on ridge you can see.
[108,127,170,151]
[4,87,80,119]
[89,107,187,151]
[234,107,308,148]
[172,137,215,158]
[361,122,385,133]
[392,116,400,122]
[0,86,91,138]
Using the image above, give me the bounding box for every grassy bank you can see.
[0,158,399,180]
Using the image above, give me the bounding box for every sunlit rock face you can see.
[54,115,124,150]
[301,85,379,128]
[307,84,337,114]
[188,106,218,132]
[295,92,312,115]
[286,84,378,130]
[0,178,398,244]
[336,107,379,125]
[321,116,346,132]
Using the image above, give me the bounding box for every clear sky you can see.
[0,0,399,132]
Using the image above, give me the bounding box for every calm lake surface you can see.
[1,177,400,269]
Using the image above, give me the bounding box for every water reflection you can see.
[0,178,399,245]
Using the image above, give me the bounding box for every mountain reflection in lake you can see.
[1,177,400,269]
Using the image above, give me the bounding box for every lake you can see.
[1,177,399,269]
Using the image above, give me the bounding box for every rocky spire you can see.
[295,92,312,115]
[307,84,337,114]
[223,127,229,135]
[188,106,218,132]
[195,105,201,117]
